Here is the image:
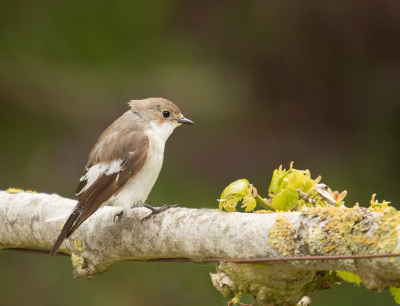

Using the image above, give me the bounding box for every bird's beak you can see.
[177,117,195,125]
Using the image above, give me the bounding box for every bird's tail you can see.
[50,202,82,260]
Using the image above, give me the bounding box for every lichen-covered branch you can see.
[1,190,400,305]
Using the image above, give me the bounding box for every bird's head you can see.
[128,98,194,140]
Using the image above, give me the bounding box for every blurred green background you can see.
[1,1,400,305]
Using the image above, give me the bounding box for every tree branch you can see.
[1,190,400,305]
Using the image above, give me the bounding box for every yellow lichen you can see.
[6,188,24,193]
[26,190,37,193]
[374,207,400,253]
[71,252,84,269]
[339,208,373,255]
[305,206,352,256]
[269,214,299,256]
[301,205,400,258]
[74,240,83,252]
[255,210,275,213]
[343,207,400,255]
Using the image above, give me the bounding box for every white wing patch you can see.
[77,159,124,195]
[45,208,74,222]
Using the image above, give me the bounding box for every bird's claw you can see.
[140,204,180,224]
[113,210,123,222]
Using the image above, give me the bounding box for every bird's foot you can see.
[141,204,180,224]
[113,210,123,222]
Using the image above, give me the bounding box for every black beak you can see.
[177,117,195,125]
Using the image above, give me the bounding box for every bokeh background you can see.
[1,1,400,305]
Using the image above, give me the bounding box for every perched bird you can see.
[49,98,194,259]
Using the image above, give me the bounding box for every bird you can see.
[49,98,194,259]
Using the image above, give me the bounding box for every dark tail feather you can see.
[50,204,82,260]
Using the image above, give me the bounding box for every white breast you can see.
[109,121,179,216]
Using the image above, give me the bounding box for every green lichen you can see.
[211,261,337,306]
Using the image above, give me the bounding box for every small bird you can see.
[49,98,194,259]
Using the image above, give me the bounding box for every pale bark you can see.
[1,190,400,305]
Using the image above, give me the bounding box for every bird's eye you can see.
[162,111,170,118]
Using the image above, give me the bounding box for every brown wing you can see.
[67,132,149,238]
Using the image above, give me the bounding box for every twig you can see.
[255,195,275,211]
[296,189,316,204]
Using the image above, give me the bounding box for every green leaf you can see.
[218,179,249,212]
[302,179,316,195]
[226,196,243,211]
[390,287,400,305]
[231,293,242,305]
[390,287,400,303]
[287,171,305,190]
[243,195,257,212]
[268,166,291,194]
[296,199,306,210]
[390,287,400,295]
[336,271,361,286]
[269,169,280,194]
[271,187,299,211]
[220,179,249,198]
[280,180,288,190]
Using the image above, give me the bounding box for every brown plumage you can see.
[71,134,150,236]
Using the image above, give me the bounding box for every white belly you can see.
[108,137,165,216]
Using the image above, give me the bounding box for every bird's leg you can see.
[114,201,149,222]
[140,204,180,224]
[113,210,123,222]
[131,201,145,208]
[114,201,145,222]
